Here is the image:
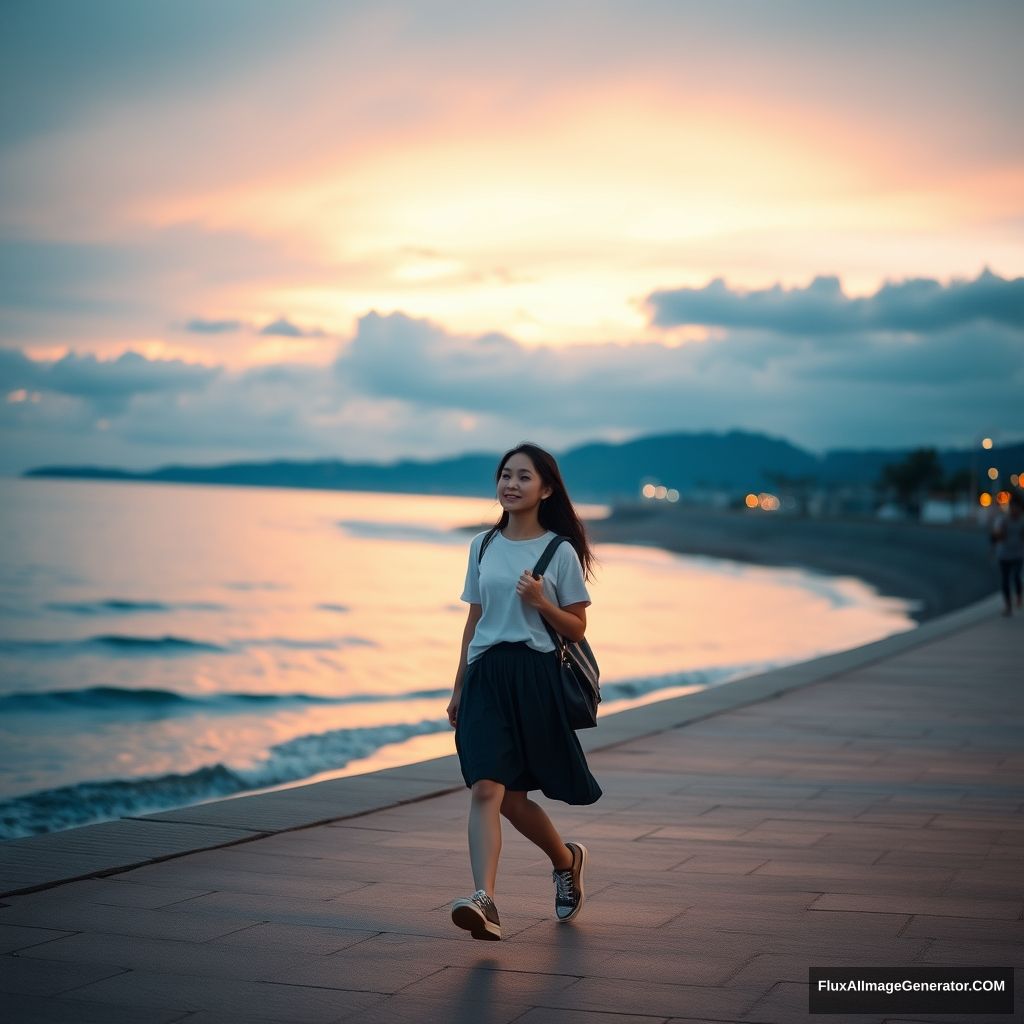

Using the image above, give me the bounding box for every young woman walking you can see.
[446,442,602,940]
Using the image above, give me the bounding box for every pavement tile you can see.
[0,901,262,942]
[325,880,462,911]
[398,962,581,1002]
[0,992,189,1024]
[874,850,991,869]
[122,850,405,885]
[0,923,76,954]
[206,920,378,954]
[64,968,385,1022]
[809,893,1023,920]
[750,861,953,883]
[15,930,315,981]
[916,938,1024,967]
[262,950,445,993]
[535,975,759,1019]
[1,878,214,911]
[332,991,531,1024]
[598,948,746,987]
[668,855,768,875]
[103,867,370,901]
[927,813,1024,831]
[516,1009,671,1024]
[671,908,912,943]
[0,954,128,996]
[901,915,1024,944]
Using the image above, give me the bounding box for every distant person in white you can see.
[991,493,1024,617]
[445,443,601,941]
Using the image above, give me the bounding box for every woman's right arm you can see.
[447,603,482,728]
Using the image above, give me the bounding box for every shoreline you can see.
[587,503,995,622]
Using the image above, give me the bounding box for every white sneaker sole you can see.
[451,900,502,940]
[557,842,587,922]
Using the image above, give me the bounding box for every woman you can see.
[446,442,602,940]
[991,493,1024,616]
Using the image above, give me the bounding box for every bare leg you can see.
[501,790,573,869]
[469,780,505,895]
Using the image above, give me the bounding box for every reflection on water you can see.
[0,478,914,837]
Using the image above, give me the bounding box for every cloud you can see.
[646,269,1024,334]
[259,317,326,338]
[2,349,219,416]
[336,304,1024,442]
[0,347,44,391]
[186,318,245,334]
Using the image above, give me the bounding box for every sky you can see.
[1,0,1022,475]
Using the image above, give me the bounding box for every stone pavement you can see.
[0,597,1020,1023]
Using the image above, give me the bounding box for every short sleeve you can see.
[460,533,484,603]
[552,542,591,608]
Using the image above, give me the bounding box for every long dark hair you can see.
[487,442,596,581]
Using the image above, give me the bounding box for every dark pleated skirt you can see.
[455,641,602,805]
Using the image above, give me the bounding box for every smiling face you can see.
[497,451,552,515]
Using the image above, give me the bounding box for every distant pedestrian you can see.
[446,442,601,940]
[991,494,1024,616]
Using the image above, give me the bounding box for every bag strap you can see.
[531,535,569,578]
[477,526,500,563]
[532,536,572,652]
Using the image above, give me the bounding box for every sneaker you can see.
[552,841,587,922]
[451,889,501,940]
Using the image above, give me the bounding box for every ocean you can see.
[0,477,916,839]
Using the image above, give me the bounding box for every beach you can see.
[588,504,995,622]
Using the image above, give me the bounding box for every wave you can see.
[0,633,376,658]
[0,635,229,656]
[46,599,227,615]
[0,664,771,718]
[0,718,451,839]
[0,684,449,715]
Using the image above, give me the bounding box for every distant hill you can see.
[22,430,1024,502]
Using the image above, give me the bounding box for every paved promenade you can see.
[1,597,1020,1023]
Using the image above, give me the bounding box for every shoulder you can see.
[551,537,583,569]
[469,528,498,558]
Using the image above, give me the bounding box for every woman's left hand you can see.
[516,570,547,609]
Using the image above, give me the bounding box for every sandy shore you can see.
[588,504,995,622]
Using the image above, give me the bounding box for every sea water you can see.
[0,477,915,838]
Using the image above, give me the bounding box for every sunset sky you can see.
[1,0,1022,474]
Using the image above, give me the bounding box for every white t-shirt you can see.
[461,530,591,664]
[994,513,1024,560]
